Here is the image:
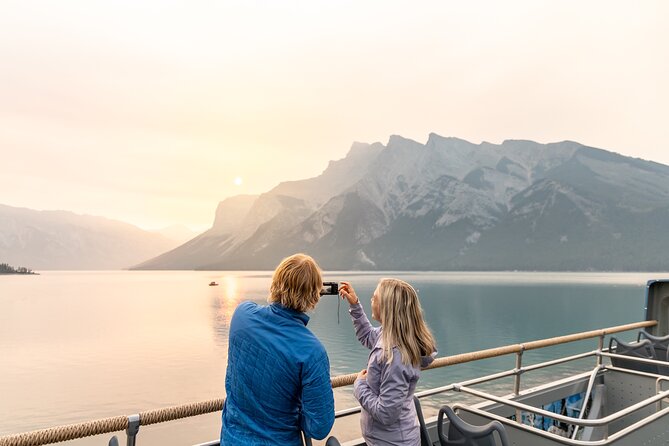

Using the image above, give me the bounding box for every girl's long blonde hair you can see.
[377,278,436,366]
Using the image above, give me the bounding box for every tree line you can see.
[0,263,36,274]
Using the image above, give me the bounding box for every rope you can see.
[0,319,657,446]
[0,416,128,446]
[331,372,358,388]
[140,399,224,425]
[0,399,226,446]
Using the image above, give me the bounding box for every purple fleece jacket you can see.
[350,302,435,446]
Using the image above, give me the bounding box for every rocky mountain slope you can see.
[135,134,669,271]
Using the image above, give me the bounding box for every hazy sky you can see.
[1,1,667,231]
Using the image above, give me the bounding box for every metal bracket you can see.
[126,414,141,446]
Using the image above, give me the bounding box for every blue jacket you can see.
[221,301,335,445]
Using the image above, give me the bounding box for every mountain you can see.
[133,194,259,270]
[134,143,383,269]
[152,225,201,244]
[0,205,179,270]
[135,134,669,271]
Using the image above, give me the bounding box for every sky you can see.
[1,1,667,231]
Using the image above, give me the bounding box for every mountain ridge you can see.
[0,204,181,270]
[134,134,669,271]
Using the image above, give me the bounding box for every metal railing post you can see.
[513,346,524,395]
[126,414,140,446]
[514,346,524,423]
[656,377,669,412]
[597,334,604,366]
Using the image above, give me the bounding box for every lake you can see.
[0,271,659,445]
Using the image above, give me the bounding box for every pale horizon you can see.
[1,1,667,231]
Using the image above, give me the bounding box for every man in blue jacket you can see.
[221,253,335,445]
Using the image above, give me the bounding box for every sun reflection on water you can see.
[210,275,245,354]
[213,275,243,330]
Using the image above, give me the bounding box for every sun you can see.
[234,177,243,186]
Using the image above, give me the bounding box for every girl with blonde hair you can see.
[339,279,436,446]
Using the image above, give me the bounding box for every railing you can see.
[0,320,656,446]
[439,366,669,445]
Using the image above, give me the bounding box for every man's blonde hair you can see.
[268,253,322,313]
[378,278,437,366]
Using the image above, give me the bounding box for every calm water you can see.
[0,271,659,444]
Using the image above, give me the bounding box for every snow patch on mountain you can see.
[466,232,481,244]
[356,250,376,267]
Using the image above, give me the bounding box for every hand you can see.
[357,369,368,380]
[339,281,359,305]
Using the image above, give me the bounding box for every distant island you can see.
[0,263,37,275]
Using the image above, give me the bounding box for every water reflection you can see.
[211,275,245,348]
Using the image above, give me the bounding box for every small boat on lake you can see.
[208,281,218,286]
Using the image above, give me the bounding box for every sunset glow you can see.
[1,1,667,230]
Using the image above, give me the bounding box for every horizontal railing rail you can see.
[334,351,598,419]
[599,351,669,367]
[330,320,656,388]
[458,383,669,427]
[451,402,669,446]
[0,320,657,446]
